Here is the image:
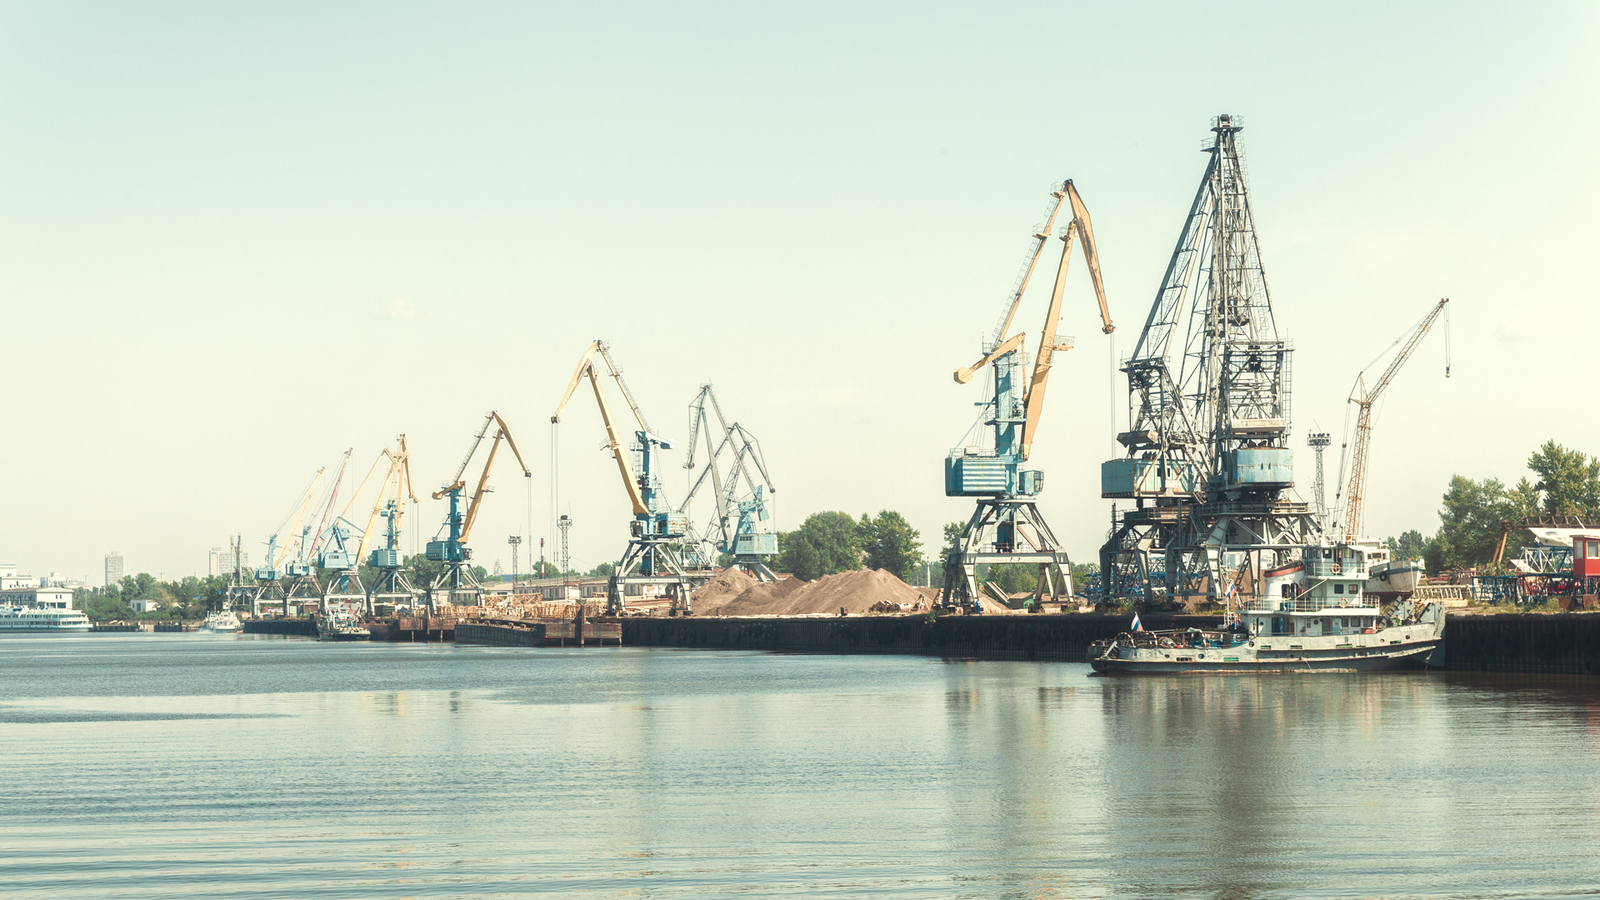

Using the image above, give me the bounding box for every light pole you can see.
[508,535,522,591]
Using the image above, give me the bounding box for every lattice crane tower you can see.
[1099,114,1321,605]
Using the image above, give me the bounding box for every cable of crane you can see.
[1444,299,1451,378]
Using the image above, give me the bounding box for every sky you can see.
[1,1,1595,584]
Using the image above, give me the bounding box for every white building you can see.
[0,586,75,609]
[105,552,124,586]
[129,597,163,614]
[207,546,250,578]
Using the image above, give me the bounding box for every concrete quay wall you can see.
[241,618,318,637]
[625,612,1600,675]
[622,614,1218,663]
[1443,614,1600,676]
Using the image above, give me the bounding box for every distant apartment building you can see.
[207,546,250,578]
[105,552,124,586]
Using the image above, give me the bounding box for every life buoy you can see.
[1331,563,1342,574]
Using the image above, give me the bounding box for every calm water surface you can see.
[3,633,1599,899]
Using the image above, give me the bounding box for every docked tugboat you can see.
[315,600,369,641]
[1090,543,1444,674]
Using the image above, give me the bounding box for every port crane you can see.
[283,451,351,612]
[683,384,779,581]
[941,178,1113,611]
[553,340,701,615]
[250,467,324,615]
[1098,114,1320,606]
[1334,298,1451,543]
[364,436,420,613]
[427,412,530,608]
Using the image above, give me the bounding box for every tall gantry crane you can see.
[683,384,779,581]
[427,412,530,609]
[1335,298,1450,543]
[1099,115,1319,606]
[283,451,351,612]
[253,467,324,616]
[553,340,700,615]
[941,179,1112,611]
[317,445,402,601]
[361,435,419,611]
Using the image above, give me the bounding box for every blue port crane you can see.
[282,450,352,613]
[553,340,701,615]
[683,384,779,581]
[941,179,1113,611]
[426,412,530,609]
[362,435,419,613]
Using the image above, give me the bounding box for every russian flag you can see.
[1131,612,1143,632]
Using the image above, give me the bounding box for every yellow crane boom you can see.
[552,341,650,516]
[1019,181,1112,459]
[275,468,324,568]
[1340,298,1450,543]
[355,436,417,562]
[434,412,530,548]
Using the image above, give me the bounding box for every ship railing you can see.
[1245,597,1378,614]
[1303,560,1365,578]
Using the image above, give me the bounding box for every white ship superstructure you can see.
[0,605,92,633]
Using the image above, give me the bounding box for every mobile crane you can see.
[1336,298,1451,542]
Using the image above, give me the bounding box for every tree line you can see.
[1386,440,1599,572]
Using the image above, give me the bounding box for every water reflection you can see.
[6,640,1600,898]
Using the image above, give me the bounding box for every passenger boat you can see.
[1090,543,1445,674]
[0,605,92,633]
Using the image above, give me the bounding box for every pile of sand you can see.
[713,568,929,617]
[690,567,760,616]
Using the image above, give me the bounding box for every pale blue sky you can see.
[1,2,1595,582]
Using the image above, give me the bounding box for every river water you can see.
[3,633,1599,899]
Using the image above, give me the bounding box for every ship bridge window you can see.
[1334,584,1344,594]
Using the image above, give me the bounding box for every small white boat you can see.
[1359,545,1424,597]
[1091,543,1444,674]
[199,609,243,633]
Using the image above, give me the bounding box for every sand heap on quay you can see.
[692,567,971,617]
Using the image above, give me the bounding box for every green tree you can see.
[775,511,862,580]
[926,521,966,589]
[1069,562,1099,597]
[1384,529,1433,564]
[984,563,1037,596]
[1434,476,1538,569]
[1528,440,1600,515]
[859,510,922,582]
[587,561,615,577]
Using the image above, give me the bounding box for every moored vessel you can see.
[199,609,243,633]
[0,605,93,633]
[315,600,369,641]
[1091,543,1444,674]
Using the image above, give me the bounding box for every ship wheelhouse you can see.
[1245,543,1379,637]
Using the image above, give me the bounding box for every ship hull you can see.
[1091,640,1438,674]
